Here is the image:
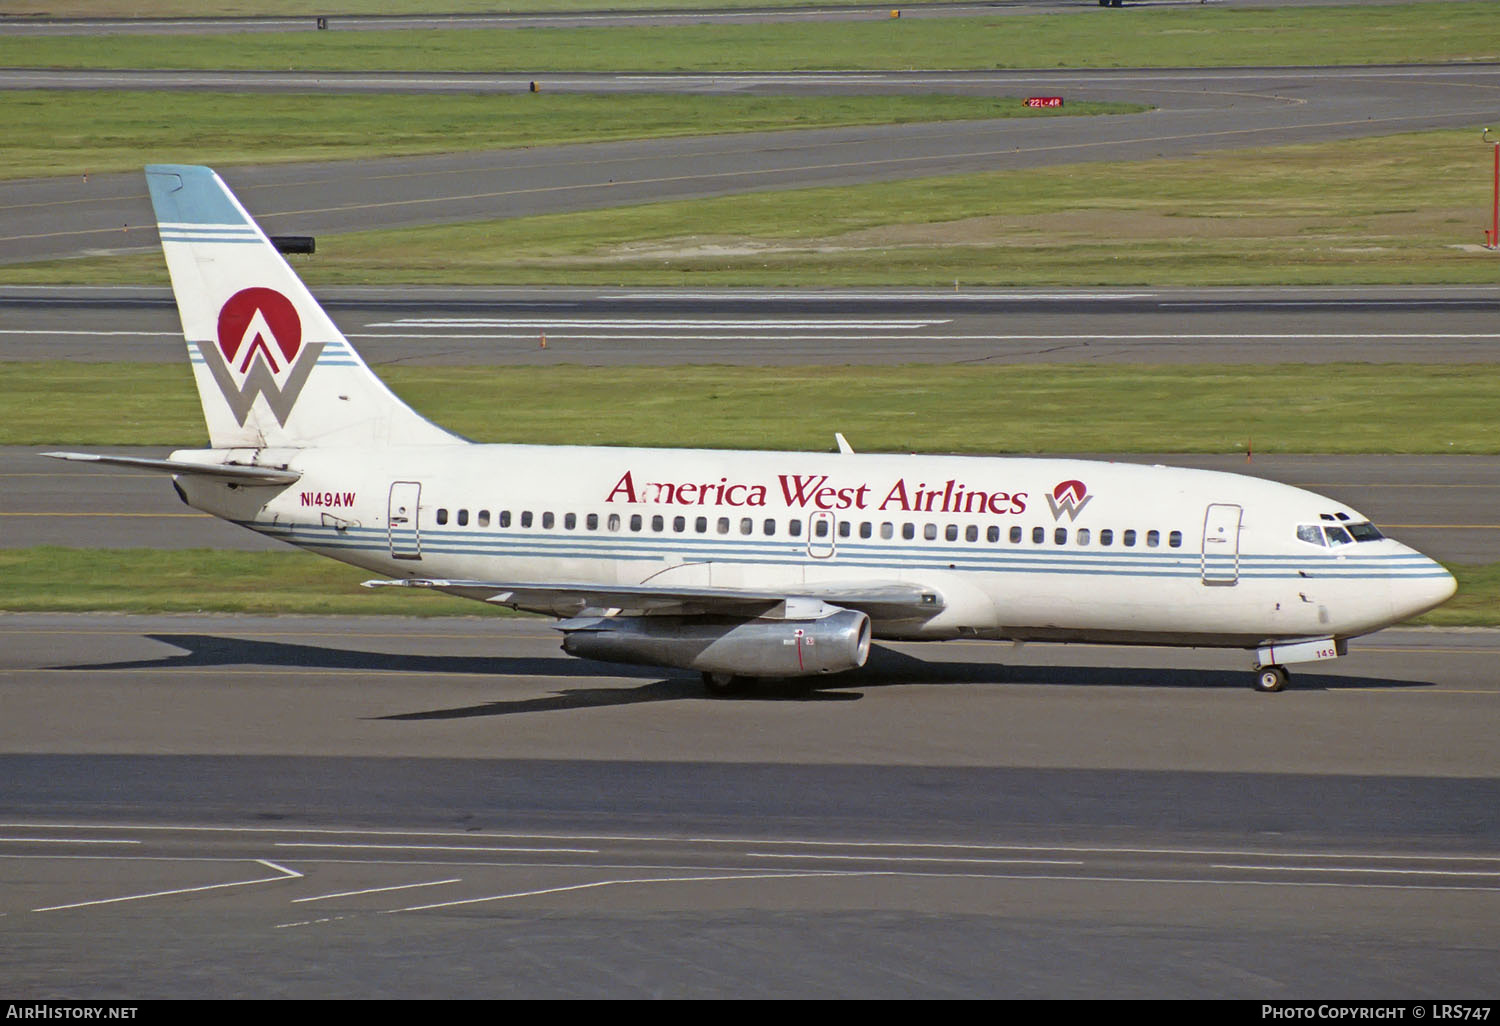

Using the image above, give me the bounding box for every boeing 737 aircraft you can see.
[49,165,1456,693]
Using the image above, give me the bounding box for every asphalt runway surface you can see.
[5,63,1498,264]
[2,613,1498,997]
[6,283,1500,365]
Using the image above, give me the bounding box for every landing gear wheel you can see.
[702,671,752,697]
[1254,665,1289,693]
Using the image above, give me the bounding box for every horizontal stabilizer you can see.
[363,577,943,619]
[42,451,301,485]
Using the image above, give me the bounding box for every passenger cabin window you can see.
[587,513,598,530]
[764,519,777,536]
[742,518,754,536]
[521,511,533,528]
[924,524,938,541]
[789,520,802,538]
[630,514,642,532]
[1146,530,1160,548]
[457,509,469,526]
[652,515,665,532]
[564,513,576,530]
[882,523,894,540]
[1054,528,1067,545]
[987,526,1000,543]
[1168,530,1182,548]
[695,517,708,534]
[1010,526,1022,544]
[1123,529,1136,547]
[901,523,914,540]
[500,510,511,528]
[673,516,686,533]
[1032,527,1045,544]
[1099,529,1113,546]
[861,522,874,540]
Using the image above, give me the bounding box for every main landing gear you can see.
[1254,665,1290,693]
[702,671,753,697]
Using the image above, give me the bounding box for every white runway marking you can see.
[292,878,463,903]
[386,870,863,913]
[32,858,301,912]
[366,318,950,328]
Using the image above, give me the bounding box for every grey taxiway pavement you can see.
[3,612,1499,997]
[6,283,1500,365]
[5,63,1499,264]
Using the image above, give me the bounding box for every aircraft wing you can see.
[42,451,301,485]
[362,577,943,620]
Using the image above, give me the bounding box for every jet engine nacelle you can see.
[561,608,872,678]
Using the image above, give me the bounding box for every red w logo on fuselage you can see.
[196,287,322,426]
[1046,479,1092,521]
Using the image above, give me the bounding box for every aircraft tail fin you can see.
[145,164,461,450]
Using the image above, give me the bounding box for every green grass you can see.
[6,362,1500,455]
[1,90,1142,182]
[1,3,1494,71]
[0,546,1488,625]
[11,128,1495,288]
[9,0,948,16]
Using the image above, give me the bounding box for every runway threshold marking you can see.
[31,857,301,912]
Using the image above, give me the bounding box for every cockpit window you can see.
[1347,521,1384,542]
[1324,525,1354,546]
[1296,524,1325,547]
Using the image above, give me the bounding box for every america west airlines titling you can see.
[49,166,1455,694]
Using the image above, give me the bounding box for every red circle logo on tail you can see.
[216,287,302,374]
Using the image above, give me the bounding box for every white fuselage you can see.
[174,443,1456,649]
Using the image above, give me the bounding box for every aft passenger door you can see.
[388,481,423,560]
[1201,503,1242,585]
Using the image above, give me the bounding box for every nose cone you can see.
[1395,557,1457,622]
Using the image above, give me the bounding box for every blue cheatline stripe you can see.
[232,520,1450,580]
[187,343,357,367]
[160,236,263,246]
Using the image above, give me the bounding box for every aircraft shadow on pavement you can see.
[51,633,1431,720]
